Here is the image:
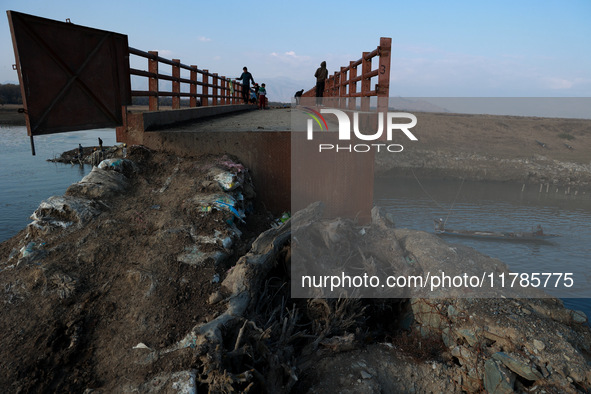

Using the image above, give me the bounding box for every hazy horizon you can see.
[1,1,590,103]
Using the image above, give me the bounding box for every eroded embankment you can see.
[0,147,590,393]
[376,112,591,192]
[0,147,269,391]
[376,148,591,192]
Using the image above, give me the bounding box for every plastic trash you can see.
[21,242,35,258]
[272,212,291,228]
[29,195,101,235]
[195,194,246,223]
[98,158,138,177]
[214,171,236,191]
[218,157,245,172]
[214,198,246,223]
[20,242,39,258]
[66,168,130,199]
[98,158,122,170]
[208,165,244,192]
[18,241,46,261]
[213,170,240,191]
[133,342,152,350]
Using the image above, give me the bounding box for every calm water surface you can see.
[0,126,117,242]
[375,177,591,321]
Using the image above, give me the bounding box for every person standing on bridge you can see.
[236,67,256,104]
[314,61,328,106]
[258,83,267,110]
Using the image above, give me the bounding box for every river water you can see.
[0,125,117,242]
[375,177,591,320]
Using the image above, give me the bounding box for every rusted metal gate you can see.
[7,11,131,154]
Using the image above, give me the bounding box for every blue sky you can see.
[1,0,590,101]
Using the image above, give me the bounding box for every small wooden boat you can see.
[433,219,559,242]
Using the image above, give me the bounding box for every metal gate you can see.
[7,11,131,153]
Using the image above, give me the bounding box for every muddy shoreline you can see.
[376,149,591,193]
[1,110,591,391]
[0,104,26,126]
[376,111,591,192]
[0,146,589,392]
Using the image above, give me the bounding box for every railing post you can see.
[172,59,181,109]
[202,70,209,106]
[190,65,197,107]
[340,66,347,109]
[361,51,371,113]
[212,73,218,106]
[336,72,340,105]
[349,61,357,110]
[377,37,391,117]
[230,81,236,104]
[331,72,338,106]
[221,77,226,105]
[148,51,159,111]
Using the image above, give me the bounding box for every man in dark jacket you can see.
[237,67,256,104]
[314,61,328,105]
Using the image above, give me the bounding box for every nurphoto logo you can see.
[305,108,418,153]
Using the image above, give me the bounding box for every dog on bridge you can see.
[294,89,304,105]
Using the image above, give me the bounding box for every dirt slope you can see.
[0,147,271,391]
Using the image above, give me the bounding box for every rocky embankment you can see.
[0,146,590,392]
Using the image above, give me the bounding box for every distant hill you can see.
[388,97,449,113]
[259,77,310,104]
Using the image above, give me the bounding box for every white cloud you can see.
[270,50,311,64]
[154,49,174,57]
[198,36,212,42]
[545,77,574,90]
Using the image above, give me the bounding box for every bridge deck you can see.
[157,107,292,132]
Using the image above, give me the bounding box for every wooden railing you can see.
[302,37,391,111]
[128,47,246,111]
